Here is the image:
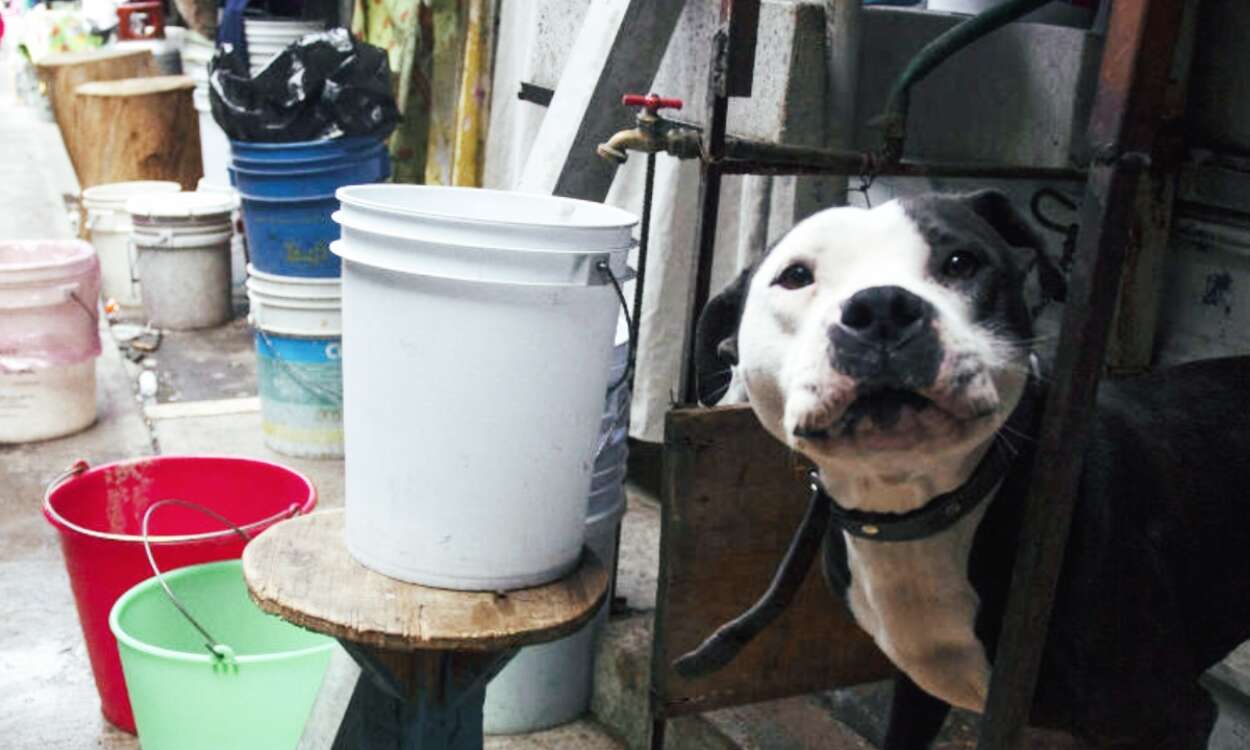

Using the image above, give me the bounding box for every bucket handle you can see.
[596,260,634,395]
[140,498,299,672]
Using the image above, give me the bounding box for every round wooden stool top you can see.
[75,75,194,98]
[242,510,609,653]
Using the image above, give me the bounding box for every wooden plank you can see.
[652,405,891,717]
[243,510,609,653]
[517,0,687,201]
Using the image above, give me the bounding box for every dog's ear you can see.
[695,264,756,406]
[960,189,1067,304]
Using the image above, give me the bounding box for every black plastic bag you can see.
[209,27,399,143]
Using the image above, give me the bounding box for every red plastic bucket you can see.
[42,455,317,733]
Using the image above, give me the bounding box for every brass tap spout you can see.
[596,94,688,164]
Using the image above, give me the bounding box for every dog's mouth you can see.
[794,386,936,441]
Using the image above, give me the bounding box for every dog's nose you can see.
[837,286,933,347]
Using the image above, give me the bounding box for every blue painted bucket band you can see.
[238,192,341,277]
[255,332,343,458]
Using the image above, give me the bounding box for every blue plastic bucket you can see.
[230,156,388,198]
[238,193,341,277]
[231,137,389,278]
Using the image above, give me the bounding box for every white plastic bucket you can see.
[192,88,232,190]
[244,19,323,75]
[484,494,626,733]
[247,266,343,459]
[128,192,237,330]
[0,240,102,443]
[332,185,637,590]
[82,181,182,307]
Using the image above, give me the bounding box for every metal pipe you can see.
[874,0,1055,160]
[629,151,657,390]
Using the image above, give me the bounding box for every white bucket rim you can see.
[246,264,342,288]
[246,283,341,306]
[127,191,239,218]
[0,240,98,283]
[196,177,237,196]
[335,185,638,232]
[83,181,182,210]
[332,210,635,256]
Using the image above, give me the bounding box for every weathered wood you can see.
[34,48,157,180]
[71,75,202,190]
[242,510,609,653]
[652,404,891,718]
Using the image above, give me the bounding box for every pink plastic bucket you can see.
[42,455,318,732]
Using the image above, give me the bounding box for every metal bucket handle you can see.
[141,498,300,672]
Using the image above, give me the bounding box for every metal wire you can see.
[598,260,634,394]
[140,499,273,661]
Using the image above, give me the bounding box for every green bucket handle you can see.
[141,498,300,673]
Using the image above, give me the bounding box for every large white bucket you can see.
[247,266,343,459]
[82,181,182,308]
[332,185,637,590]
[127,192,237,330]
[0,240,102,443]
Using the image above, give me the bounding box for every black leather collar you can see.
[814,379,1038,543]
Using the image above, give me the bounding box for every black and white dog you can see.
[686,190,1250,748]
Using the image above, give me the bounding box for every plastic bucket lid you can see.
[127,191,238,219]
[83,181,182,211]
[43,456,317,732]
[110,560,333,749]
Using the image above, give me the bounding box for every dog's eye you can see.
[774,263,814,290]
[941,251,982,279]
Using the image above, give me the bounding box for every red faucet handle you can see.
[622,94,684,113]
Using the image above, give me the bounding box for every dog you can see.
[685,189,1250,749]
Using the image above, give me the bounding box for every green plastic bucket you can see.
[109,560,334,749]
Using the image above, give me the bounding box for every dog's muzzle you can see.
[827,285,943,391]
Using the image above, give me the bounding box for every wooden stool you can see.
[242,510,608,749]
[72,75,202,190]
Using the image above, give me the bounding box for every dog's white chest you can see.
[844,506,991,712]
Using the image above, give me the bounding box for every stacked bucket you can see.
[244,18,325,76]
[331,185,638,729]
[234,138,389,458]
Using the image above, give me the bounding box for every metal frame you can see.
[651,0,1190,747]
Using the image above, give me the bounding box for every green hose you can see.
[876,0,1057,159]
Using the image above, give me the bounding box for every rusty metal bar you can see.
[681,30,733,406]
[974,1,1188,747]
[722,0,761,97]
